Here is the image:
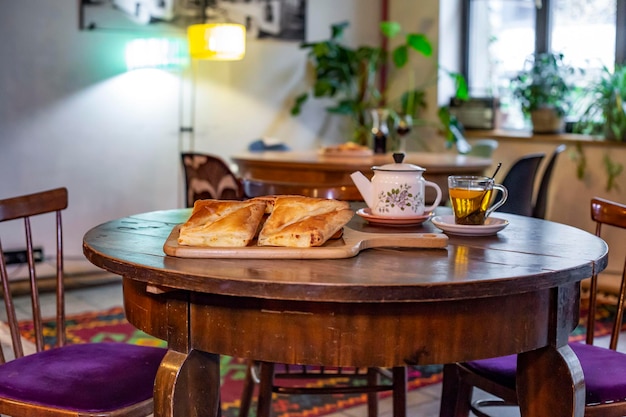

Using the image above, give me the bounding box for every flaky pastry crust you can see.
[177,196,354,248]
[257,196,353,247]
[178,199,266,247]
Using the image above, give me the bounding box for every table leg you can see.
[392,366,407,417]
[517,344,585,417]
[154,349,221,417]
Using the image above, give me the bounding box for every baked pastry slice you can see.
[258,196,354,247]
[178,199,267,247]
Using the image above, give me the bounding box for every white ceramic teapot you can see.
[350,153,442,217]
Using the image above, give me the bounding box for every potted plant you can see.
[571,65,625,191]
[575,64,626,141]
[510,52,576,133]
[291,21,467,150]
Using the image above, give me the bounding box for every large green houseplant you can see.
[575,64,626,141]
[510,52,576,133]
[291,21,466,147]
[572,64,626,191]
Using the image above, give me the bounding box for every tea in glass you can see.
[448,176,508,225]
[449,187,494,225]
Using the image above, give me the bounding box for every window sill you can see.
[464,129,626,148]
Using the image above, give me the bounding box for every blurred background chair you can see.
[497,153,545,216]
[240,362,407,417]
[242,178,362,201]
[181,152,244,207]
[439,196,626,417]
[0,187,166,417]
[532,144,566,219]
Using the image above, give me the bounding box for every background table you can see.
[232,151,493,202]
[83,207,608,417]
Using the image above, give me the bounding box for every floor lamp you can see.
[178,22,246,205]
[179,22,247,151]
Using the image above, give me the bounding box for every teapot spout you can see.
[350,171,374,208]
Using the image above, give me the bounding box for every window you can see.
[463,0,625,130]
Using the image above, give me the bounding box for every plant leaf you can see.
[330,21,349,40]
[453,73,469,100]
[290,93,309,115]
[406,34,432,57]
[392,45,409,68]
[380,21,401,38]
[313,79,335,97]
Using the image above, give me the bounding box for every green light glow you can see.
[125,38,188,71]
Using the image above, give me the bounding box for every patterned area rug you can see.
[16,307,442,417]
[15,301,624,417]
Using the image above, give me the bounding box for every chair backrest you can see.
[585,197,626,349]
[0,188,68,362]
[532,144,566,219]
[181,153,244,207]
[497,153,545,216]
[242,178,362,201]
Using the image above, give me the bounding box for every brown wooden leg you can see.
[256,362,276,417]
[438,363,472,417]
[366,368,379,417]
[391,366,407,417]
[238,360,258,417]
[154,349,221,417]
[517,344,584,417]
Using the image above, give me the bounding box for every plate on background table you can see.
[431,215,509,236]
[356,208,433,227]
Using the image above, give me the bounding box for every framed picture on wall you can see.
[80,0,306,41]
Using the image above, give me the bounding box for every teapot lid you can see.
[373,153,426,172]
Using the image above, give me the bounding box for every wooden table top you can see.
[231,150,493,174]
[82,206,607,303]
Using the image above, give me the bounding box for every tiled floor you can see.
[6,278,626,417]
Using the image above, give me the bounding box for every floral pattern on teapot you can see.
[376,184,423,214]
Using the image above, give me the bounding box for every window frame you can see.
[460,0,626,86]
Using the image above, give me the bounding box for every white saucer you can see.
[431,215,509,236]
[356,208,433,227]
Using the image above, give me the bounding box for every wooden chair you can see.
[0,188,167,417]
[239,362,407,417]
[532,144,566,219]
[497,153,545,216]
[242,178,362,201]
[439,197,626,417]
[181,152,244,207]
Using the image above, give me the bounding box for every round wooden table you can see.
[83,206,608,417]
[232,151,493,202]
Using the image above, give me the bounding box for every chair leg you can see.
[366,368,379,417]
[439,364,473,417]
[238,360,257,417]
[392,367,407,417]
[256,362,275,417]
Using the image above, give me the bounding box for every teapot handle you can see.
[423,181,442,213]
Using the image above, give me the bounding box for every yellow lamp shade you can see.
[187,23,246,61]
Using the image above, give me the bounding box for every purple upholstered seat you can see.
[0,343,166,413]
[467,341,626,406]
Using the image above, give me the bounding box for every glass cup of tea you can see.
[447,176,508,225]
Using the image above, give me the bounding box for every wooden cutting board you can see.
[163,225,448,259]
